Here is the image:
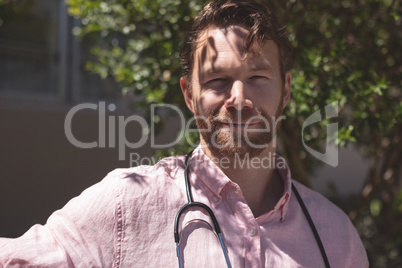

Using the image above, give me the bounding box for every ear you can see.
[180,77,195,114]
[282,71,291,109]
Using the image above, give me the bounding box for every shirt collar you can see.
[188,146,231,202]
[187,146,293,220]
[274,153,292,221]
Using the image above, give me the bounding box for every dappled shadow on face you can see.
[195,27,250,84]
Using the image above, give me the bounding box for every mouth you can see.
[219,121,260,129]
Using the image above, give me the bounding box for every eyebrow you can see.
[203,63,273,74]
[204,67,226,74]
[249,65,273,72]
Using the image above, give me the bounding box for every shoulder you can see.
[291,180,355,233]
[105,154,186,186]
[100,154,187,202]
[291,180,369,267]
[291,181,346,219]
[58,154,186,211]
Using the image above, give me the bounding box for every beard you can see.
[194,96,284,160]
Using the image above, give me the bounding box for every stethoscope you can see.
[174,150,331,268]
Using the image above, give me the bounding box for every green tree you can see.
[66,0,402,266]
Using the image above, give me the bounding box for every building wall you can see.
[0,104,108,236]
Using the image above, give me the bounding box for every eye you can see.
[249,76,270,87]
[204,78,230,89]
[208,78,227,83]
[250,75,268,80]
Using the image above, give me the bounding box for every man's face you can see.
[181,26,291,159]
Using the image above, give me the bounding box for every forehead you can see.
[193,26,280,73]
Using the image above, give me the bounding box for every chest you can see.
[115,193,330,268]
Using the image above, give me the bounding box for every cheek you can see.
[195,89,225,110]
[253,89,283,114]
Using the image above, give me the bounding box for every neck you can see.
[202,143,284,218]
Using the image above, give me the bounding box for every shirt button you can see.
[248,228,256,237]
[212,196,219,203]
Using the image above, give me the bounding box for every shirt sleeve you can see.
[0,172,121,268]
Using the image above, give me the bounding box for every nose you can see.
[224,80,253,110]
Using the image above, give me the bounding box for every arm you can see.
[0,173,120,267]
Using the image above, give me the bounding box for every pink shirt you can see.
[0,147,368,267]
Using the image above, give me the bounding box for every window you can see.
[0,0,121,103]
[0,0,65,99]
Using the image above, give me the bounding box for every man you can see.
[0,0,368,267]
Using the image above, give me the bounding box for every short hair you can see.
[180,0,292,83]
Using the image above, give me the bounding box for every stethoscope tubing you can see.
[174,150,231,267]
